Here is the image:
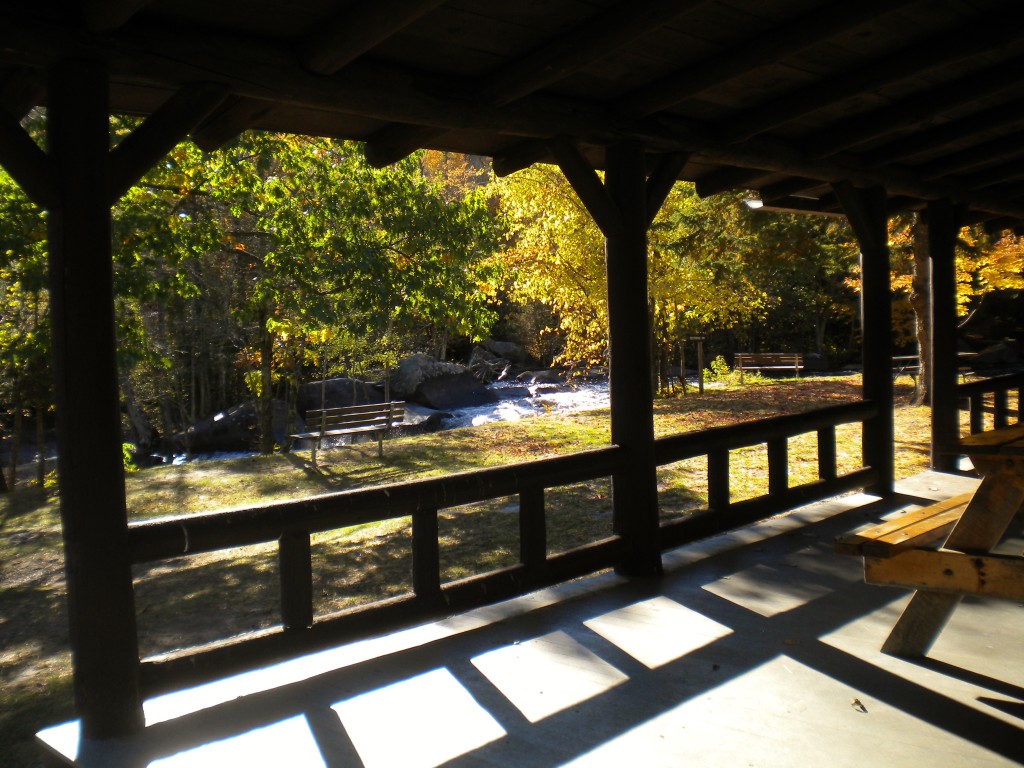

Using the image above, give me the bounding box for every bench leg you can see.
[312,440,319,470]
[377,436,383,459]
[881,591,960,657]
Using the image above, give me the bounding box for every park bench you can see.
[733,352,803,383]
[290,401,405,466]
[892,353,976,397]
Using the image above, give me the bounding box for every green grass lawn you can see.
[0,376,933,767]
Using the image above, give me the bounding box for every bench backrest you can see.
[734,353,803,367]
[305,401,405,433]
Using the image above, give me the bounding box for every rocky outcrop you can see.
[174,399,291,454]
[391,353,497,410]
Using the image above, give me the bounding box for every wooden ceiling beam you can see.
[865,98,1024,168]
[482,0,710,108]
[83,0,153,31]
[492,140,552,177]
[301,0,448,76]
[962,156,1024,191]
[919,130,1024,180]
[0,105,54,209]
[720,15,1022,144]
[364,124,447,168]
[758,177,827,203]
[620,0,916,118]
[364,0,708,167]
[109,82,229,201]
[694,166,770,198]
[802,55,1024,160]
[14,16,1024,220]
[191,97,279,152]
[0,66,44,117]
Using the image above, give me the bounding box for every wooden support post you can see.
[551,139,662,578]
[833,182,895,496]
[708,449,730,512]
[603,141,663,577]
[47,59,144,738]
[928,199,961,472]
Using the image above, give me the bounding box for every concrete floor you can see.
[38,471,1024,767]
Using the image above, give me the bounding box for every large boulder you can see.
[481,339,528,365]
[175,399,291,454]
[391,353,497,410]
[297,377,383,414]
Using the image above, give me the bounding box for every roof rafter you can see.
[802,55,1024,160]
[83,0,152,31]
[301,0,448,76]
[720,11,1023,143]
[364,0,710,168]
[619,0,917,118]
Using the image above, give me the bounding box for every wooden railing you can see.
[958,371,1024,434]
[655,400,879,549]
[127,399,879,697]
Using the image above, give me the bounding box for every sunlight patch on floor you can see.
[331,667,504,768]
[149,716,325,767]
[471,629,628,722]
[702,563,834,617]
[583,596,732,669]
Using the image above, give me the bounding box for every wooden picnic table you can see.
[837,422,1024,657]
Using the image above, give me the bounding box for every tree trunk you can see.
[909,214,930,405]
[8,408,22,491]
[120,373,157,452]
[258,307,275,454]
[35,404,46,487]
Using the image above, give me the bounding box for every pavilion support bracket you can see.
[833,181,894,495]
[109,82,230,202]
[0,105,56,209]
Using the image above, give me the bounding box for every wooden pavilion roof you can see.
[3,1,1024,223]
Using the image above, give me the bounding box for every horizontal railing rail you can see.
[957,371,1024,434]
[655,400,879,549]
[132,399,881,695]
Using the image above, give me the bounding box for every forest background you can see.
[2,124,1023,489]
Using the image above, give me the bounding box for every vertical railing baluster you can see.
[519,487,547,568]
[969,394,984,434]
[279,528,313,630]
[994,389,1009,429]
[767,437,788,497]
[413,508,441,599]
[708,449,729,512]
[817,426,837,481]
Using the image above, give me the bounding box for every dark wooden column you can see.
[550,139,668,577]
[603,141,662,576]
[927,200,961,472]
[833,182,895,496]
[47,59,144,738]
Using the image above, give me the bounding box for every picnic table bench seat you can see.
[834,492,974,560]
[290,401,405,465]
[733,352,803,383]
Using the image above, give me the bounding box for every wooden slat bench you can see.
[834,492,974,561]
[733,352,803,383]
[891,353,976,397]
[290,401,405,466]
